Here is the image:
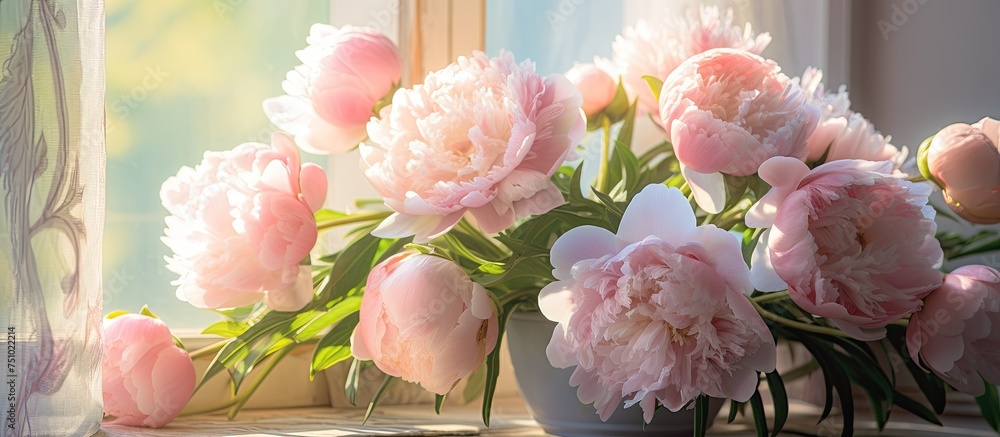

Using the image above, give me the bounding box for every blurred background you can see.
[104,0,1000,328]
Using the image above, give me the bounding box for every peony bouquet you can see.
[101,6,1000,436]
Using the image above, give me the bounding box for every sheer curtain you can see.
[623,0,843,84]
[0,0,105,435]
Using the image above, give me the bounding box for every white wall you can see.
[849,0,1000,260]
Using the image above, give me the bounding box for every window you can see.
[104,0,329,328]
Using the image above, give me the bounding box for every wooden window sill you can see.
[99,396,997,436]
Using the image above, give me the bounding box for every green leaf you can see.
[317,233,382,301]
[463,363,488,404]
[727,399,741,423]
[834,351,892,430]
[952,237,1000,259]
[105,310,129,319]
[749,388,768,437]
[797,335,855,435]
[810,143,833,167]
[976,382,1000,432]
[694,395,710,437]
[309,313,360,379]
[345,358,363,406]
[615,100,638,152]
[636,141,674,168]
[295,296,362,342]
[139,305,158,319]
[642,75,664,102]
[886,325,947,414]
[201,320,248,338]
[476,262,504,275]
[362,375,395,424]
[569,162,585,202]
[591,189,624,219]
[747,174,771,199]
[482,297,532,427]
[916,135,943,189]
[723,174,749,211]
[314,208,349,222]
[765,372,788,437]
[603,80,630,122]
[435,394,447,415]
[895,389,943,426]
[612,141,640,201]
[742,228,763,265]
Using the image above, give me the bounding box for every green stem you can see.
[779,360,820,383]
[753,291,790,305]
[178,397,240,418]
[188,339,230,360]
[227,346,295,420]
[749,298,853,339]
[354,198,385,208]
[457,220,507,258]
[316,211,392,231]
[596,117,612,193]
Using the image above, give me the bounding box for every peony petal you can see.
[538,281,575,325]
[549,225,616,280]
[746,157,811,228]
[684,225,753,294]
[373,213,443,242]
[299,163,328,212]
[470,283,494,320]
[616,184,696,247]
[720,365,759,403]
[681,165,727,214]
[264,265,314,312]
[263,95,315,135]
[349,328,373,360]
[749,229,787,292]
[258,160,296,196]
[545,325,578,368]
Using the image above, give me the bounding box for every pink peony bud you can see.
[102,314,195,428]
[907,265,1000,396]
[926,118,1000,224]
[564,63,616,117]
[351,253,499,395]
[264,24,402,154]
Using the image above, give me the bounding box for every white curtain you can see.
[623,0,844,85]
[0,1,105,435]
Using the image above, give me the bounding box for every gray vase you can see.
[506,311,724,437]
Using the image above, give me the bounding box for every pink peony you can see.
[362,51,585,242]
[564,63,616,117]
[747,157,944,341]
[102,314,195,428]
[601,6,771,117]
[351,252,499,395]
[161,133,327,311]
[796,68,908,169]
[926,118,1000,224]
[659,48,819,213]
[539,184,775,422]
[263,24,402,154]
[907,265,1000,396]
